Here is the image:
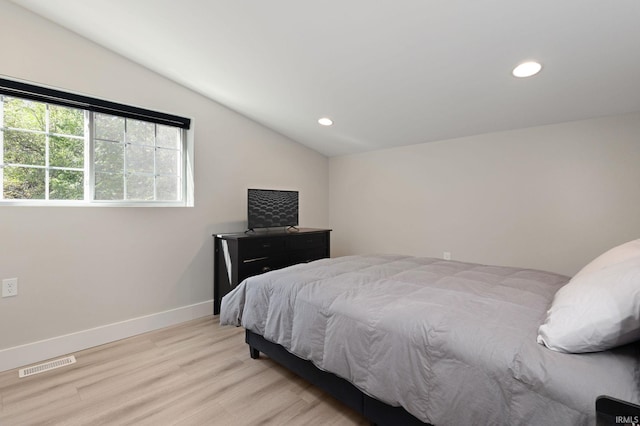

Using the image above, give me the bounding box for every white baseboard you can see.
[0,300,213,373]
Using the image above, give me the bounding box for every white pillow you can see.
[573,238,640,279]
[537,239,640,353]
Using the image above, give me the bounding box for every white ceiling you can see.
[11,0,640,157]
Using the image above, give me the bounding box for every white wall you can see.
[330,112,640,276]
[0,2,329,363]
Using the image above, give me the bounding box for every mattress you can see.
[220,254,640,425]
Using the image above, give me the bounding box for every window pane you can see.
[50,136,84,168]
[95,140,123,173]
[156,148,179,175]
[95,113,124,142]
[126,174,154,200]
[156,125,180,149]
[49,105,84,136]
[95,172,123,200]
[126,144,154,174]
[50,169,83,200]
[156,175,179,201]
[3,97,45,131]
[1,94,184,204]
[127,119,154,145]
[3,166,45,199]
[3,130,46,165]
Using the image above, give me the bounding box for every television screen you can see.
[247,189,299,229]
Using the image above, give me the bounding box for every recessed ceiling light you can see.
[318,117,333,126]
[512,61,542,78]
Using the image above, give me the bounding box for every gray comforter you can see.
[220,254,640,425]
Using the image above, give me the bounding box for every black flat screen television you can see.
[247,189,299,230]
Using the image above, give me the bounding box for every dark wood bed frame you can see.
[245,329,430,426]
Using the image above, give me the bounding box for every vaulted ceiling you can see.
[11,0,640,156]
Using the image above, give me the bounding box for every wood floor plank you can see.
[0,316,368,425]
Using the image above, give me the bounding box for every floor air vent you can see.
[19,355,76,378]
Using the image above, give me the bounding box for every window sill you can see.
[0,200,189,207]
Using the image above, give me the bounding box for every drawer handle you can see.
[243,256,269,263]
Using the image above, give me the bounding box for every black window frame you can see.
[0,77,190,130]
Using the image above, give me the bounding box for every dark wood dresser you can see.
[213,228,331,314]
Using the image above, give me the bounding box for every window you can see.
[0,78,191,205]
[1,97,86,200]
[93,113,183,201]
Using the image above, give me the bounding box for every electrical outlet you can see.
[2,278,18,297]
[443,252,451,260]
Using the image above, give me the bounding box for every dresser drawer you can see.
[287,233,327,250]
[239,254,287,282]
[288,247,327,264]
[240,237,286,260]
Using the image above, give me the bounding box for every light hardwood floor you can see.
[0,316,368,426]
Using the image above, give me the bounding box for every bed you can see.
[220,251,640,425]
